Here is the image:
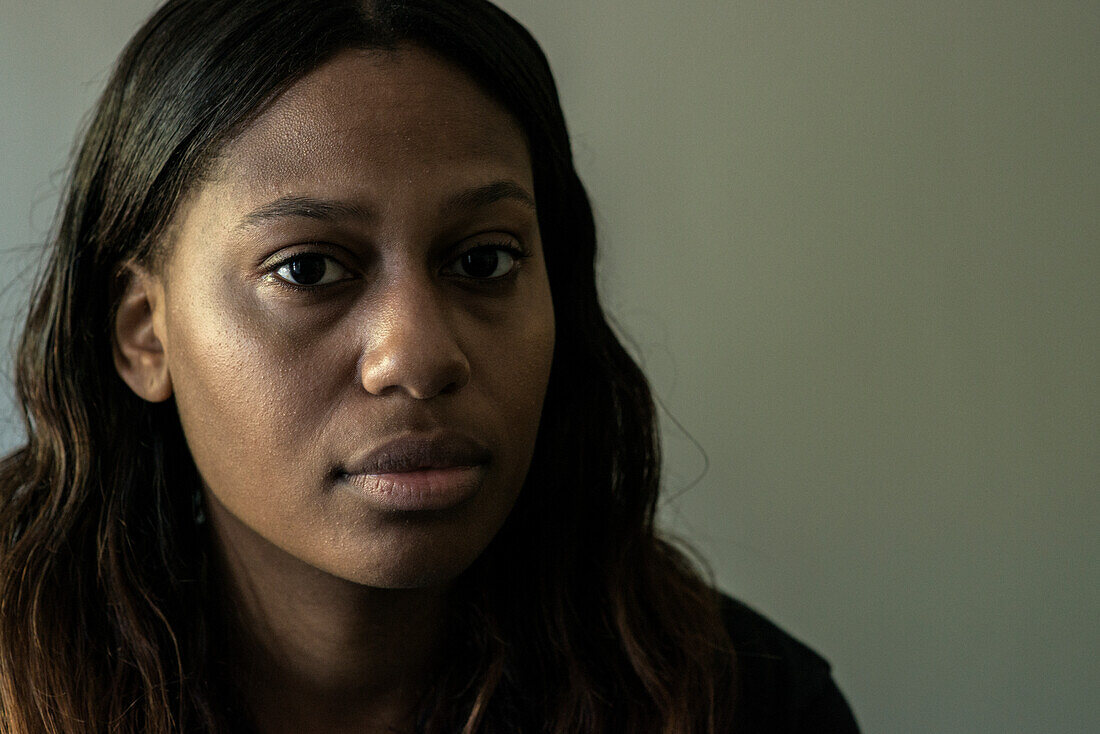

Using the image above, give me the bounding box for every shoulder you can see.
[717,593,861,733]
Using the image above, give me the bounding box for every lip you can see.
[336,433,492,512]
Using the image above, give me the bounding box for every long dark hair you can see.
[0,1,736,731]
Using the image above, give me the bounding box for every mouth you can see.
[335,433,492,512]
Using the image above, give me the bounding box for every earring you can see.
[192,487,206,526]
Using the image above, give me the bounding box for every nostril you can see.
[437,362,470,396]
[406,352,470,399]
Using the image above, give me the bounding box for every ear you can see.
[113,263,173,403]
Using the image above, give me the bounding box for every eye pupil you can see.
[462,249,502,278]
[289,255,327,285]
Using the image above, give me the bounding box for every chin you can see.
[336,522,498,591]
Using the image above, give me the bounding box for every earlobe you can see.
[113,264,173,403]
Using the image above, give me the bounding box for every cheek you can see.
[163,287,349,501]
[503,320,555,424]
[478,290,556,461]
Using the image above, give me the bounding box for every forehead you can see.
[206,45,532,206]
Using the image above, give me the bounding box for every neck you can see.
[207,500,448,734]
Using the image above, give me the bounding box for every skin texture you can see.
[113,47,555,733]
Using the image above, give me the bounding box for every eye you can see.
[273,253,351,287]
[447,244,525,280]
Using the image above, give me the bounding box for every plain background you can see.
[1,1,1096,732]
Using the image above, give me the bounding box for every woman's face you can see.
[146,47,554,589]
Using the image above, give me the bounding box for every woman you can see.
[0,1,858,731]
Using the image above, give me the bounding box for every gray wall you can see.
[2,1,1097,731]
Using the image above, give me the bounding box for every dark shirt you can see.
[721,595,861,733]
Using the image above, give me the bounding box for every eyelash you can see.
[447,241,531,283]
[265,249,352,292]
[264,240,532,291]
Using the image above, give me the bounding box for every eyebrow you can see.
[236,180,536,231]
[442,179,536,215]
[237,196,374,230]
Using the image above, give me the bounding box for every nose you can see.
[358,280,471,399]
